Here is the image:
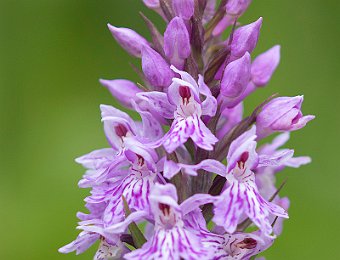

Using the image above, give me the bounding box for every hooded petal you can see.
[227,125,258,172]
[100,104,135,127]
[149,183,179,210]
[100,104,136,150]
[170,66,200,94]
[168,66,201,106]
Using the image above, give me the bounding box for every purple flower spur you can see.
[59,1,314,259]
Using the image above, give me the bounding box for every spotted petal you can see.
[202,231,274,260]
[124,227,211,260]
[103,171,156,225]
[213,170,288,237]
[161,117,196,153]
[191,115,219,151]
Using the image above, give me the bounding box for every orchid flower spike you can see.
[60,1,315,259]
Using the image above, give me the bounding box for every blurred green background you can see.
[0,0,339,259]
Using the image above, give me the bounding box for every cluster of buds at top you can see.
[59,0,314,259]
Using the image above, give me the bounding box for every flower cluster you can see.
[59,1,314,259]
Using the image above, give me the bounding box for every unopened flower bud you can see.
[172,0,195,20]
[230,17,263,59]
[203,0,216,24]
[107,24,149,57]
[213,0,252,36]
[256,96,315,138]
[142,45,174,89]
[251,45,280,87]
[220,52,251,108]
[143,0,159,9]
[213,16,235,36]
[226,0,252,15]
[100,79,141,109]
[164,17,191,69]
[142,0,167,19]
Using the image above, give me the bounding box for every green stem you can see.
[122,196,146,248]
